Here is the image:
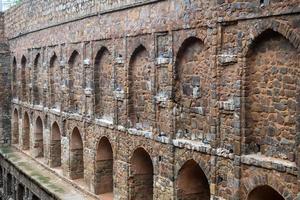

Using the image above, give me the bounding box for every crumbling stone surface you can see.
[0,0,299,200]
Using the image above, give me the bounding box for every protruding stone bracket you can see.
[190,106,205,115]
[155,56,171,65]
[84,87,93,96]
[115,54,124,64]
[218,54,237,66]
[219,98,235,111]
[154,92,169,107]
[114,88,124,100]
[83,58,90,66]
[59,60,65,69]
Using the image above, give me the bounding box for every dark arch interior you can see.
[21,56,27,102]
[70,127,84,180]
[177,160,210,200]
[128,45,151,128]
[95,137,113,195]
[244,28,299,160]
[94,47,112,118]
[22,112,30,150]
[70,127,83,150]
[12,109,19,144]
[17,184,25,200]
[34,117,44,158]
[129,148,153,200]
[50,122,61,168]
[248,185,284,200]
[68,50,80,112]
[49,53,58,107]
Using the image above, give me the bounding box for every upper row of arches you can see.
[12,27,300,161]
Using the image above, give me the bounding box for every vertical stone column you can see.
[154,33,174,139]
[113,38,126,127]
[83,42,93,118]
[114,160,130,200]
[61,134,70,177]
[84,132,94,192]
[44,125,50,166]
[28,51,33,106]
[42,49,49,108]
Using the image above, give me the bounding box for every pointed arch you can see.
[34,116,44,158]
[22,112,30,150]
[49,53,59,108]
[129,147,153,200]
[243,20,300,57]
[12,109,19,144]
[68,50,81,112]
[33,53,41,105]
[17,184,25,200]
[128,45,153,129]
[12,57,17,98]
[176,159,210,200]
[94,47,113,120]
[174,36,210,141]
[7,173,13,196]
[21,56,27,102]
[247,185,284,200]
[70,127,84,179]
[95,137,114,196]
[243,29,299,160]
[50,121,61,168]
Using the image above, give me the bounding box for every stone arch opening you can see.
[33,53,41,105]
[17,184,25,200]
[94,47,113,121]
[34,116,44,158]
[12,57,17,98]
[21,56,27,102]
[244,29,299,161]
[50,122,61,168]
[50,53,59,108]
[7,173,12,196]
[22,112,30,150]
[0,167,2,188]
[32,194,40,200]
[247,185,284,200]
[70,127,84,179]
[68,50,81,113]
[95,137,113,196]
[129,147,153,200]
[174,37,209,142]
[128,45,153,129]
[12,109,19,144]
[176,159,210,200]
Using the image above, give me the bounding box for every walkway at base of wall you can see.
[0,146,96,200]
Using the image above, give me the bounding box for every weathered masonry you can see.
[0,0,299,199]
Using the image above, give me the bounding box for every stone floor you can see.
[0,146,97,200]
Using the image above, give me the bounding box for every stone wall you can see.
[1,0,300,200]
[0,153,56,200]
[0,12,11,145]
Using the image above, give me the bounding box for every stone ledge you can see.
[128,128,153,140]
[95,118,114,129]
[0,146,96,200]
[173,139,212,154]
[241,154,298,175]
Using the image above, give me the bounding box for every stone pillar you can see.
[61,135,70,177]
[154,175,174,200]
[60,61,69,113]
[84,145,95,192]
[44,127,51,165]
[114,160,130,200]
[83,57,93,117]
